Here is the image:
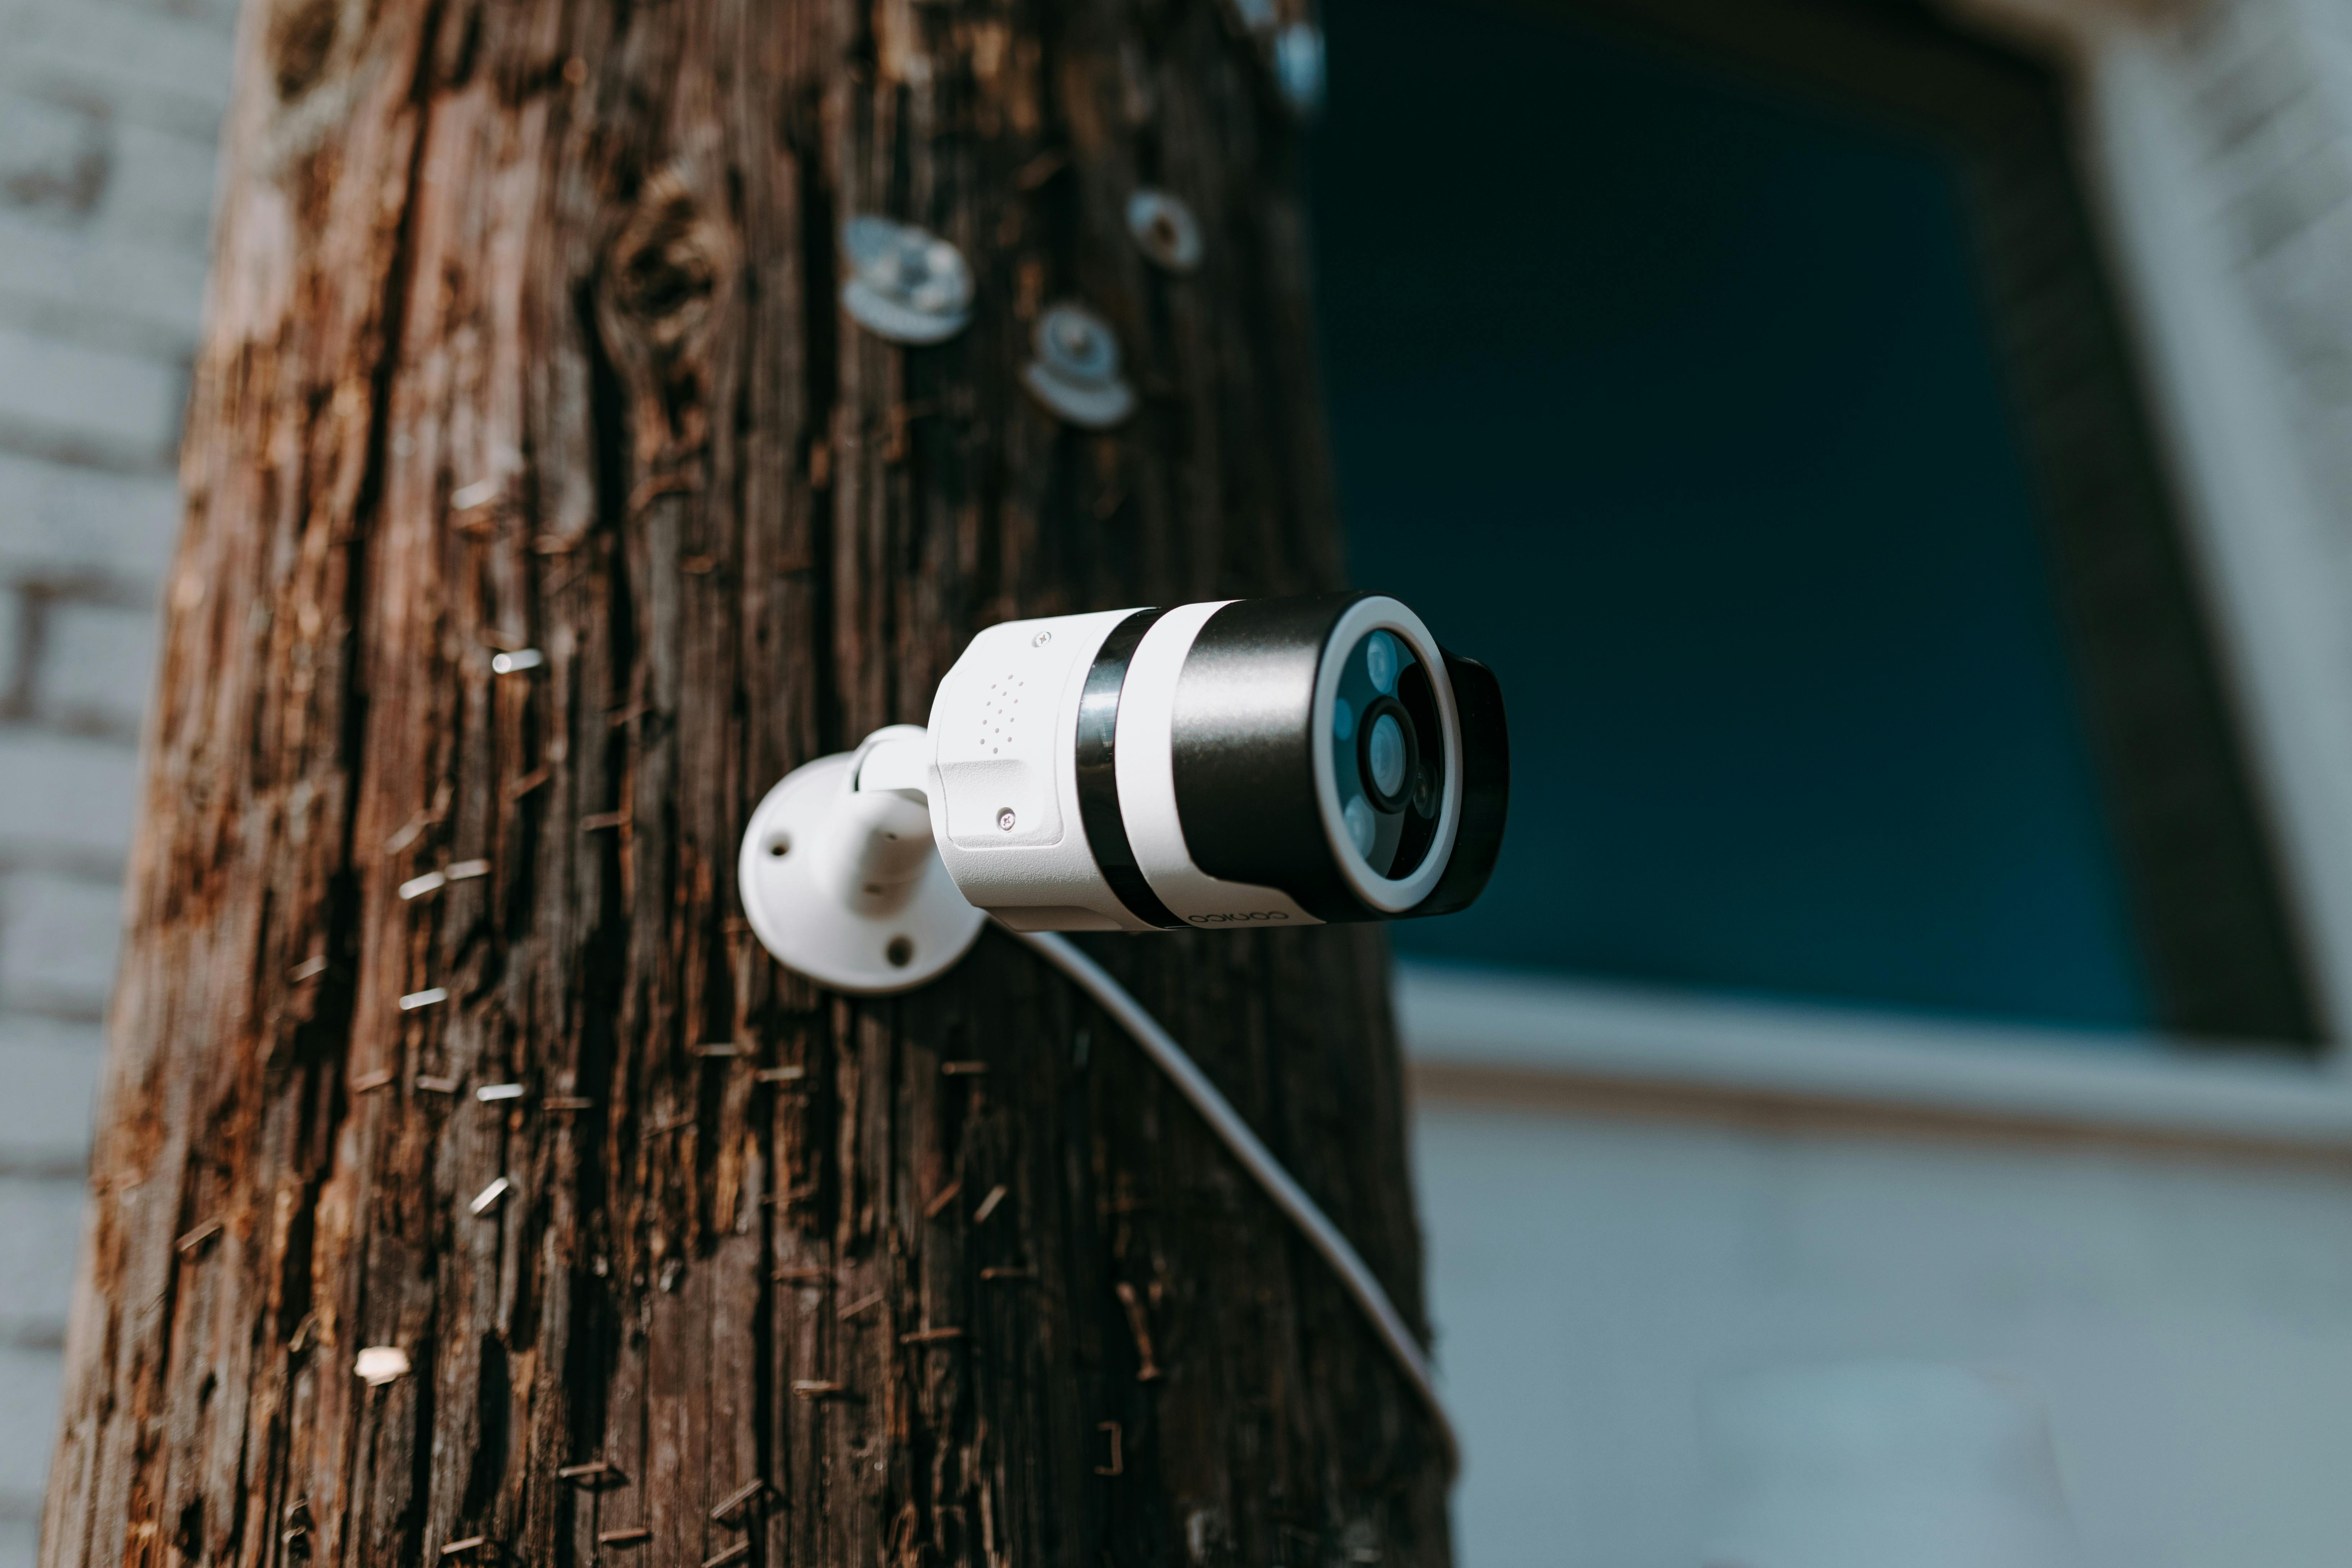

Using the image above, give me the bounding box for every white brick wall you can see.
[0,0,234,1553]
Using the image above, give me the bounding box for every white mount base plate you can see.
[737,753,987,995]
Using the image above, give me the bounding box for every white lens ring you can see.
[1311,597,1461,912]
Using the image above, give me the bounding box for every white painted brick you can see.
[0,731,139,863]
[91,122,218,258]
[0,451,183,584]
[0,326,184,469]
[43,598,159,736]
[0,1014,100,1172]
[0,872,123,1017]
[0,1345,63,1506]
[0,588,18,705]
[0,0,235,140]
[0,208,208,359]
[0,1180,86,1327]
[0,90,107,223]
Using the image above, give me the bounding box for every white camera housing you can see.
[738,593,1507,992]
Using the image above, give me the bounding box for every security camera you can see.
[739,592,1507,992]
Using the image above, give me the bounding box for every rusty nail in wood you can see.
[1015,148,1067,189]
[398,871,446,901]
[399,987,449,1011]
[710,1479,766,1521]
[840,1292,884,1321]
[980,1266,1033,1282]
[440,1538,486,1557]
[556,1460,612,1480]
[941,1060,988,1076]
[596,1528,650,1546]
[545,1095,594,1111]
[175,1219,222,1256]
[702,1543,750,1568]
[582,810,627,831]
[1115,1281,1163,1382]
[445,859,491,881]
[470,1178,511,1215]
[350,1069,394,1093]
[791,1379,849,1400]
[289,955,330,982]
[923,1181,962,1220]
[692,1042,741,1058]
[755,1065,805,1083]
[415,1075,458,1094]
[973,1184,1008,1223]
[1094,1421,1123,1477]
[900,1327,965,1345]
[475,1083,524,1102]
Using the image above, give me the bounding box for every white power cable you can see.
[1008,927,1460,1477]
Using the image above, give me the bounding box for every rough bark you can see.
[41,0,1450,1566]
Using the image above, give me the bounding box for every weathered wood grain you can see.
[40,0,1450,1564]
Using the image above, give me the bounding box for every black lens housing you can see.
[1160,591,1510,923]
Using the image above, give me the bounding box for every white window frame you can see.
[1401,0,2352,1143]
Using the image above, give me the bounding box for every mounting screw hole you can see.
[885,936,915,968]
[766,835,792,858]
[997,808,1017,831]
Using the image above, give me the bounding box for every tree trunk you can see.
[40,0,1450,1565]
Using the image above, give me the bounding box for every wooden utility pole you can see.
[41,1,1450,1565]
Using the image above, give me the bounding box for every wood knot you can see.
[594,167,739,482]
[269,0,339,99]
[609,171,724,345]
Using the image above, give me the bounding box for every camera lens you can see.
[1344,794,1376,858]
[1367,713,1407,798]
[1333,695,1355,742]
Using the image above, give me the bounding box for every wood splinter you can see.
[175,1219,222,1257]
[901,1327,965,1345]
[973,1184,1008,1223]
[556,1460,615,1481]
[980,1266,1034,1283]
[702,1544,751,1568]
[790,1379,850,1401]
[596,1528,650,1547]
[839,1292,884,1321]
[941,1060,989,1076]
[350,1068,394,1093]
[923,1181,962,1220]
[439,1537,486,1557]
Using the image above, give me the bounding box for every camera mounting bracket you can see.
[736,724,985,995]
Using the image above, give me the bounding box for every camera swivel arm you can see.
[736,723,989,995]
